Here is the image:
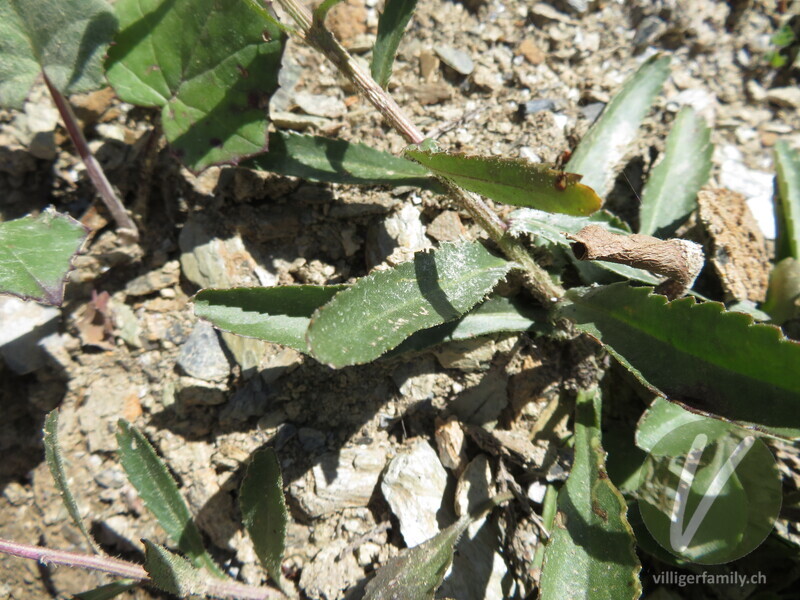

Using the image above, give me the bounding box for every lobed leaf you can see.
[246,131,440,190]
[763,257,800,324]
[557,284,800,439]
[44,410,99,553]
[193,285,346,352]
[404,146,602,216]
[239,448,287,586]
[539,388,641,600]
[774,140,800,261]
[508,208,660,284]
[116,420,225,577]
[306,241,515,367]
[371,0,418,89]
[0,209,88,306]
[0,0,117,109]
[638,106,713,237]
[566,54,671,198]
[106,0,285,172]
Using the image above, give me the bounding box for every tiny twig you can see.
[44,73,139,241]
[567,225,704,299]
[0,537,287,600]
[273,0,563,306]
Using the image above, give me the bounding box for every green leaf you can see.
[239,448,287,586]
[557,284,800,439]
[508,208,660,284]
[404,147,602,216]
[142,541,207,597]
[307,241,515,367]
[116,420,225,578]
[539,387,641,600]
[371,0,418,89]
[388,294,553,356]
[566,54,671,198]
[74,581,138,600]
[0,209,88,306]
[43,410,99,553]
[638,107,713,237]
[193,285,346,352]
[0,0,117,109]
[106,0,285,172]
[246,131,440,190]
[774,140,800,261]
[763,257,800,324]
[363,496,507,600]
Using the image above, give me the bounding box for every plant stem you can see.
[44,73,139,241]
[0,537,286,600]
[273,0,563,305]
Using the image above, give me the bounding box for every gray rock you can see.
[767,86,800,109]
[177,321,230,382]
[366,204,431,267]
[391,356,438,401]
[220,375,271,424]
[175,376,227,406]
[717,144,775,239]
[448,370,508,428]
[518,99,556,117]
[0,296,60,374]
[435,44,475,76]
[298,427,327,454]
[381,438,447,547]
[579,102,605,123]
[294,91,346,118]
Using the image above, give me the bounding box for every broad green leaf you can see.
[106,0,285,172]
[142,541,207,597]
[566,54,671,197]
[763,257,800,324]
[307,241,514,367]
[508,208,660,284]
[404,147,602,216]
[74,581,138,600]
[193,285,346,352]
[540,388,641,600]
[635,397,742,454]
[116,420,225,578]
[557,284,800,439]
[0,0,117,109]
[247,131,440,190]
[43,410,98,553]
[638,107,713,237]
[388,294,553,356]
[239,448,287,586]
[0,209,88,305]
[363,496,507,600]
[774,140,800,261]
[371,0,418,89]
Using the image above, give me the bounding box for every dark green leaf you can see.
[388,294,552,356]
[774,140,800,261]
[763,257,800,324]
[43,410,98,553]
[116,420,225,577]
[404,146,602,216]
[0,209,88,306]
[557,284,800,439]
[508,208,660,284]
[307,241,514,367]
[193,285,346,352]
[639,107,713,237]
[539,388,641,600]
[142,541,206,597]
[240,448,287,586]
[247,131,440,189]
[106,0,285,172]
[0,0,117,109]
[566,55,671,197]
[371,0,418,89]
[74,581,138,600]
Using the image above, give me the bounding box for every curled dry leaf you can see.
[567,225,704,299]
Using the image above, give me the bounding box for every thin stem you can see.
[0,538,287,600]
[273,0,564,305]
[44,73,139,241]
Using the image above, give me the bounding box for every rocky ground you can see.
[1,0,799,599]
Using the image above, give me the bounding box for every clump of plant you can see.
[2,0,800,598]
